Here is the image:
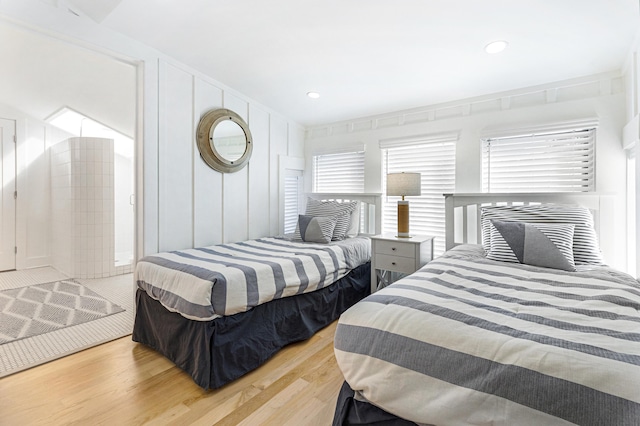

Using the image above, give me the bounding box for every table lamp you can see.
[387,172,421,238]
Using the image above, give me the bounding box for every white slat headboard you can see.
[306,193,382,236]
[444,193,614,261]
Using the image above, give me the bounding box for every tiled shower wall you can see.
[50,137,131,279]
[50,140,74,277]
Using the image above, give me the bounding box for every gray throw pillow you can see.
[295,198,357,241]
[480,204,603,266]
[298,215,337,244]
[486,220,576,271]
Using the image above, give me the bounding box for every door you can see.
[0,118,16,271]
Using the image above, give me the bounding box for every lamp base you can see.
[397,200,410,238]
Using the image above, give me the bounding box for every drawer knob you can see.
[391,247,396,251]
[392,262,396,265]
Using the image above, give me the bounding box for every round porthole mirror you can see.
[196,108,253,173]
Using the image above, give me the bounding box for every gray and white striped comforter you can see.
[335,244,640,426]
[136,237,370,321]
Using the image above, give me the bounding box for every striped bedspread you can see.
[334,245,640,426]
[136,237,370,321]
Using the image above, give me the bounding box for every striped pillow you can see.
[480,204,604,266]
[487,220,576,271]
[297,215,337,243]
[297,198,357,241]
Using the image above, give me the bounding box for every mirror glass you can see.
[210,119,246,163]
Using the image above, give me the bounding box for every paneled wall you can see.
[154,59,303,253]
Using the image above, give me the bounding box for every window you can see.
[313,150,365,193]
[283,170,303,234]
[381,136,456,256]
[482,128,595,192]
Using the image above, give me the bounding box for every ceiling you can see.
[90,0,640,127]
[3,1,640,131]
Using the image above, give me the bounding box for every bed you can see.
[133,193,381,390]
[333,193,640,425]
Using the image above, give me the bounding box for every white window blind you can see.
[283,170,303,234]
[482,128,595,192]
[313,151,365,193]
[382,140,456,256]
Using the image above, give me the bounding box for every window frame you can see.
[312,148,365,194]
[481,122,597,193]
[380,133,457,256]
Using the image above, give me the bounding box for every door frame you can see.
[0,117,16,271]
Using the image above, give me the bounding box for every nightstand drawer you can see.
[375,240,415,258]
[375,254,416,274]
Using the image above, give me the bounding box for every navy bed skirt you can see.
[332,381,419,426]
[132,261,370,390]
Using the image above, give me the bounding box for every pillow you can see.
[297,198,358,241]
[297,215,337,243]
[486,220,576,271]
[480,204,604,266]
[346,202,361,238]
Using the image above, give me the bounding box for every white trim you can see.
[307,72,621,140]
[623,114,639,150]
[279,155,305,234]
[309,143,365,156]
[480,118,600,140]
[379,132,459,149]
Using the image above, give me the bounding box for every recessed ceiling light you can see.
[307,91,320,99]
[484,40,509,54]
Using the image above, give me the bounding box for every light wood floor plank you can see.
[0,321,346,425]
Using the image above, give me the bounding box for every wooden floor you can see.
[0,321,345,425]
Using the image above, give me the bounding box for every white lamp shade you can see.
[387,173,421,197]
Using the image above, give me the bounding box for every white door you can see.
[0,119,16,271]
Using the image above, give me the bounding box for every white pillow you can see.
[345,202,361,237]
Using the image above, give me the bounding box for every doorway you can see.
[0,22,137,277]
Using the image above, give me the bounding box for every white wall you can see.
[0,0,305,260]
[622,26,640,278]
[306,73,629,272]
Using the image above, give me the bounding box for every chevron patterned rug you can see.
[0,280,124,344]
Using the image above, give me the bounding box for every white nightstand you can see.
[370,234,434,293]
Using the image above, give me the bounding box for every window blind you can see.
[482,128,595,192]
[313,151,365,193]
[382,141,456,256]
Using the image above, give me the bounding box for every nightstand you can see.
[370,234,434,293]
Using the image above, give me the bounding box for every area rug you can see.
[0,280,124,344]
[0,271,133,378]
